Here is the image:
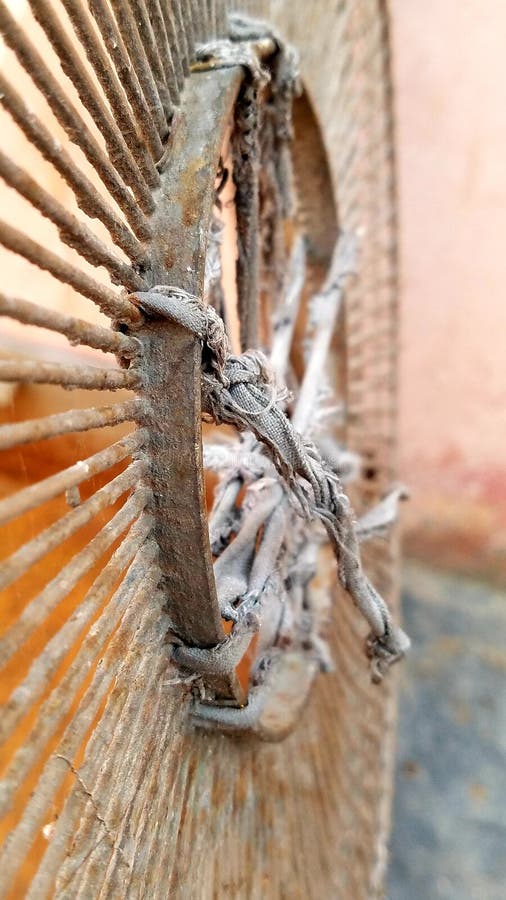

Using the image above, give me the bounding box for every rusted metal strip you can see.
[0,666,112,894]
[59,0,160,186]
[207,0,217,38]
[0,359,139,391]
[108,0,170,136]
[181,0,196,52]
[138,68,245,703]
[0,2,152,239]
[151,0,185,89]
[30,607,165,899]
[0,461,146,592]
[145,0,182,96]
[0,492,151,667]
[39,599,167,898]
[171,0,192,70]
[95,671,172,898]
[60,618,167,893]
[0,551,160,895]
[0,400,142,451]
[0,511,154,748]
[191,0,207,43]
[87,0,165,161]
[0,430,145,525]
[233,79,260,350]
[0,294,140,358]
[0,152,144,291]
[0,221,141,323]
[0,75,147,263]
[27,0,155,212]
[129,0,179,104]
[0,545,160,829]
[216,0,227,36]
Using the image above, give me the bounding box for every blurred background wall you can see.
[391,0,506,584]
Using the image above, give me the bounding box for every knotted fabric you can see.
[132,286,410,681]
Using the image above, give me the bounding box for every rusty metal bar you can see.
[207,0,217,37]
[0,76,146,264]
[33,614,164,898]
[146,0,183,96]
[108,0,171,136]
[3,538,159,753]
[0,663,112,894]
[26,0,155,212]
[82,669,168,897]
[191,0,207,43]
[72,651,175,897]
[0,153,144,292]
[0,491,151,667]
[0,548,160,895]
[29,648,165,900]
[216,0,226,36]
[128,0,179,105]
[86,0,165,162]
[0,401,141,452]
[137,68,244,703]
[59,0,161,185]
[146,721,200,894]
[0,221,141,322]
[57,626,165,892]
[0,430,145,525]
[28,618,163,899]
[120,694,179,898]
[181,0,196,55]
[0,2,152,240]
[0,294,140,358]
[0,359,139,391]
[0,401,142,451]
[128,0,168,93]
[0,543,159,828]
[0,460,146,592]
[171,0,192,71]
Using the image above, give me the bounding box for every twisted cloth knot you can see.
[133,285,229,380]
[131,286,410,680]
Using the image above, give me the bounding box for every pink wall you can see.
[392,0,506,581]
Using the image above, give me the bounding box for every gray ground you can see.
[387,563,506,900]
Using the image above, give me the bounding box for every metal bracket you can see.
[135,68,245,704]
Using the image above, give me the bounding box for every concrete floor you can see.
[387,563,506,900]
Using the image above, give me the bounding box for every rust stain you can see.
[179,158,206,229]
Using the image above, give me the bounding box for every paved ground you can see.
[387,563,506,900]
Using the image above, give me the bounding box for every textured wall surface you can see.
[391,0,506,581]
